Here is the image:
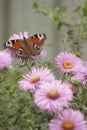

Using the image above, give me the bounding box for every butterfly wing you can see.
[25,33,46,56]
[28,33,46,46]
[5,40,22,51]
[5,39,31,58]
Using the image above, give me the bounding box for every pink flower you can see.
[18,67,55,92]
[34,80,73,113]
[49,109,87,130]
[29,50,47,61]
[0,49,12,69]
[65,82,76,95]
[71,66,87,85]
[9,31,28,40]
[55,52,81,73]
[39,50,46,57]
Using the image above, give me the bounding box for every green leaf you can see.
[33,1,39,8]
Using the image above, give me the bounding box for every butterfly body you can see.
[5,33,46,58]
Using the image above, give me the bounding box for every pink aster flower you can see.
[65,82,76,95]
[49,109,87,130]
[55,52,81,73]
[0,49,12,69]
[34,80,73,113]
[71,65,87,85]
[29,50,47,61]
[9,31,28,40]
[39,49,46,57]
[18,67,55,92]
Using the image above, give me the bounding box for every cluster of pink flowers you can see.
[18,51,87,130]
[55,52,87,85]
[1,32,87,129]
[18,66,75,113]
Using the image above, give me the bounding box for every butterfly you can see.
[5,33,46,59]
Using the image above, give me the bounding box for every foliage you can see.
[33,0,87,57]
[0,67,53,130]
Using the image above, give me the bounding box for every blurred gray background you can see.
[0,0,84,62]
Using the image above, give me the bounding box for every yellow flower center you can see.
[30,76,40,83]
[62,120,75,130]
[47,90,59,99]
[63,61,73,69]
